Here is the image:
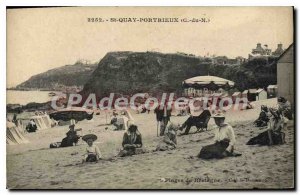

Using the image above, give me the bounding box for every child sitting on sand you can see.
[156,123,179,151]
[82,134,102,163]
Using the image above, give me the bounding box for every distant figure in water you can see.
[253,105,269,127]
[82,134,102,163]
[60,124,81,147]
[118,123,143,157]
[247,108,285,146]
[156,123,179,151]
[198,113,241,159]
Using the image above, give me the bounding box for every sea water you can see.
[6,90,63,105]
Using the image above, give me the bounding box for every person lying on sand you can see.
[156,123,179,151]
[247,108,285,146]
[82,134,102,163]
[118,123,143,157]
[198,113,241,159]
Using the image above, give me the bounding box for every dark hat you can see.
[261,105,268,112]
[277,97,286,103]
[82,134,97,142]
[128,124,138,132]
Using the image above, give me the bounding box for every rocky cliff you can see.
[15,51,278,97]
[82,52,278,97]
[16,62,97,90]
[82,51,211,97]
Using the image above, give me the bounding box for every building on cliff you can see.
[248,43,285,60]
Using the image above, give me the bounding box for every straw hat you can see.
[212,112,225,119]
[82,134,97,142]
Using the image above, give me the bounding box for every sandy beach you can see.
[7,98,294,189]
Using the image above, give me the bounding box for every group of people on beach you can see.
[248,96,292,146]
[53,96,292,163]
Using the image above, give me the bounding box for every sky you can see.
[7,7,293,87]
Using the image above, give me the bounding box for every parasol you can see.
[183,76,235,87]
[49,107,94,121]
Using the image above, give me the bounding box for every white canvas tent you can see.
[18,114,53,131]
[30,115,52,130]
[7,121,29,145]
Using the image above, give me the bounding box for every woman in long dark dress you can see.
[253,105,269,127]
[60,124,81,147]
[118,123,143,157]
[247,108,285,146]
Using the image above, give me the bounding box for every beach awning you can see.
[7,121,29,145]
[256,88,265,93]
[183,76,235,87]
[221,94,229,98]
[212,92,223,97]
[248,89,257,94]
[242,90,248,94]
[232,92,241,96]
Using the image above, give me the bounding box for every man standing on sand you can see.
[154,104,172,136]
